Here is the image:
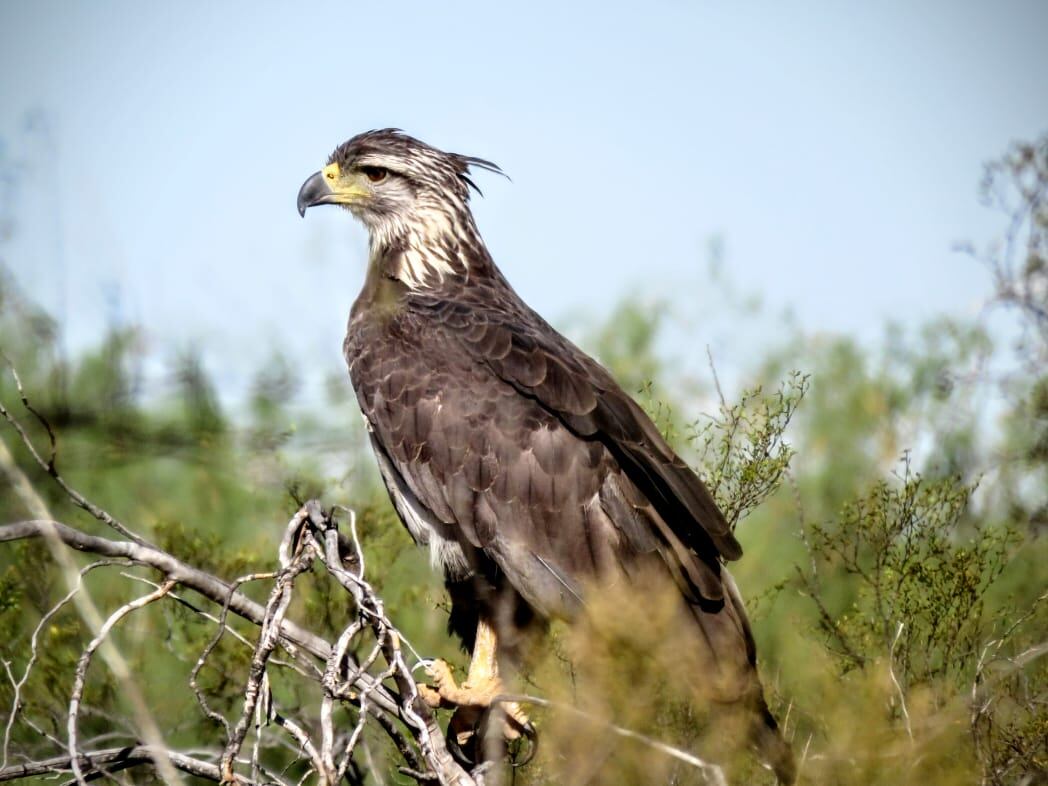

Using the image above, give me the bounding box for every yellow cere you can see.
[323,163,341,182]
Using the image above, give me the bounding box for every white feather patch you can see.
[365,428,471,577]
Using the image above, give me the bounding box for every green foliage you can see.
[0,569,18,616]
[779,458,1044,785]
[801,459,1014,683]
[691,372,809,529]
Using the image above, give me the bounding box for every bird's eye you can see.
[361,166,387,183]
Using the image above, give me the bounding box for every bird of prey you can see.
[297,130,795,783]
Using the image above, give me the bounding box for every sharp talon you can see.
[446,709,482,768]
[413,658,434,673]
[447,729,472,767]
[508,723,538,768]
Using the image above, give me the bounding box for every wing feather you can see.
[347,285,741,615]
[448,298,743,564]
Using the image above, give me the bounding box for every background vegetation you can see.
[0,137,1044,784]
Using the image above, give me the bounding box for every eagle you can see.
[297,130,795,783]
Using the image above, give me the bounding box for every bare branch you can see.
[309,505,473,786]
[0,521,323,657]
[889,621,913,743]
[189,569,280,740]
[705,344,726,409]
[0,471,511,786]
[221,510,317,782]
[0,438,190,786]
[67,581,179,785]
[0,361,150,546]
[271,711,326,784]
[0,745,256,783]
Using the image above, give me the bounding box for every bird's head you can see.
[297,130,502,269]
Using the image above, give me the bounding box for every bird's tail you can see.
[748,691,797,785]
[685,569,796,784]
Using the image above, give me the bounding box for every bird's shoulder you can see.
[397,283,615,412]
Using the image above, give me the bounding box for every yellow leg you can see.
[420,618,532,741]
[467,617,500,687]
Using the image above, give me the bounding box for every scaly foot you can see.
[419,659,533,744]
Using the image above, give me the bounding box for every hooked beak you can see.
[297,171,336,217]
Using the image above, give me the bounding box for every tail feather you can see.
[686,568,796,784]
[750,693,797,785]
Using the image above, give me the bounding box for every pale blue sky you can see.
[1,1,1046,400]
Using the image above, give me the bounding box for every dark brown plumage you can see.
[298,130,795,782]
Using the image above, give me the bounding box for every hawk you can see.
[298,130,794,782]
